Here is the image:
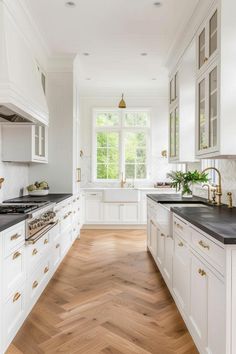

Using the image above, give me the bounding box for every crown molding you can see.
[166,0,216,73]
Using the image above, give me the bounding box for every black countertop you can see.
[0,194,72,232]
[0,214,28,232]
[4,193,73,205]
[147,193,236,245]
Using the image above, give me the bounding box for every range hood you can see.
[0,1,49,126]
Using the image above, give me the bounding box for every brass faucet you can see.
[120,172,126,188]
[202,167,222,206]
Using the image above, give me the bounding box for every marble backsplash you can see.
[193,160,236,206]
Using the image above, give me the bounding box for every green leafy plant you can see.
[166,170,209,196]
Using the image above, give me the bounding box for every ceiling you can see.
[25,0,199,96]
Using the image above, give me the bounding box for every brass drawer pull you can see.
[56,243,60,249]
[178,242,184,247]
[199,240,210,250]
[12,251,21,260]
[32,248,38,256]
[44,238,49,244]
[202,145,208,149]
[13,292,21,302]
[176,223,183,231]
[161,233,165,237]
[11,233,21,241]
[44,266,49,274]
[198,268,206,276]
[32,280,38,289]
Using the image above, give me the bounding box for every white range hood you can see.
[0,0,49,125]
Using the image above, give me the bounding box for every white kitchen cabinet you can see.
[122,203,139,223]
[189,253,208,348]
[2,125,48,163]
[104,203,121,223]
[195,3,236,158]
[85,192,103,223]
[163,233,173,286]
[148,219,158,259]
[197,8,218,74]
[172,234,190,314]
[169,104,179,161]
[156,227,165,268]
[196,62,218,156]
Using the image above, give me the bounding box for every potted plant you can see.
[167,170,209,197]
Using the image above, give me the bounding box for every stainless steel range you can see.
[0,202,58,243]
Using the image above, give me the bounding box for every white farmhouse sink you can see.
[103,188,140,203]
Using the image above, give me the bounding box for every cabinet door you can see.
[198,27,206,70]
[149,220,158,258]
[85,195,103,223]
[33,125,48,162]
[163,235,173,286]
[209,10,218,58]
[103,203,121,223]
[189,253,207,347]
[173,235,190,313]
[197,64,218,155]
[169,107,179,160]
[122,203,139,223]
[156,227,165,268]
[207,268,225,354]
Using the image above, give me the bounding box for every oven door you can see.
[26,221,58,244]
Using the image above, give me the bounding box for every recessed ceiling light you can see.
[152,78,157,81]
[153,1,162,7]
[65,1,76,7]
[86,78,91,81]
[141,53,148,56]
[83,53,90,56]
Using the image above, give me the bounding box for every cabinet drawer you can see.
[3,245,26,299]
[173,216,188,242]
[3,222,25,257]
[3,285,25,351]
[28,258,51,304]
[26,232,50,269]
[85,192,102,199]
[191,227,225,274]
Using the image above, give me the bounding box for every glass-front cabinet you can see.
[33,125,48,162]
[198,9,218,72]
[169,106,179,161]
[169,69,179,161]
[197,64,218,156]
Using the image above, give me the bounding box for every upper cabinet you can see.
[197,9,218,74]
[0,1,49,126]
[196,1,236,158]
[169,40,197,163]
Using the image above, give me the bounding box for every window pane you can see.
[124,112,150,127]
[136,164,146,179]
[125,164,135,179]
[97,148,107,163]
[96,112,120,127]
[124,131,147,179]
[96,131,119,179]
[108,164,119,179]
[97,164,107,179]
[97,132,107,147]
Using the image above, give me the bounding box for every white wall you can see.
[29,72,74,193]
[0,127,29,201]
[79,95,174,187]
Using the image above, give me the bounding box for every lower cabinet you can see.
[172,234,190,313]
[147,202,227,354]
[85,192,103,223]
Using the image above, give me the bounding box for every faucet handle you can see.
[227,192,233,209]
[211,187,217,205]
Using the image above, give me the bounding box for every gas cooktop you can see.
[0,204,44,214]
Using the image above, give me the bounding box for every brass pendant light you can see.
[118,93,126,109]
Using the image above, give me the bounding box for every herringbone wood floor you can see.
[7,229,198,354]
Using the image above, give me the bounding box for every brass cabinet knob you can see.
[198,268,206,276]
[44,266,49,274]
[13,292,21,302]
[178,242,184,247]
[11,233,21,241]
[44,238,49,244]
[32,280,39,289]
[32,248,38,256]
[12,251,21,260]
[199,240,210,250]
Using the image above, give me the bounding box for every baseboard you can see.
[82,224,146,230]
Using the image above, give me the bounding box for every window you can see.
[93,110,150,181]
[201,159,218,184]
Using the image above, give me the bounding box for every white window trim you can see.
[92,108,151,182]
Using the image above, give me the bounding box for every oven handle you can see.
[26,220,59,245]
